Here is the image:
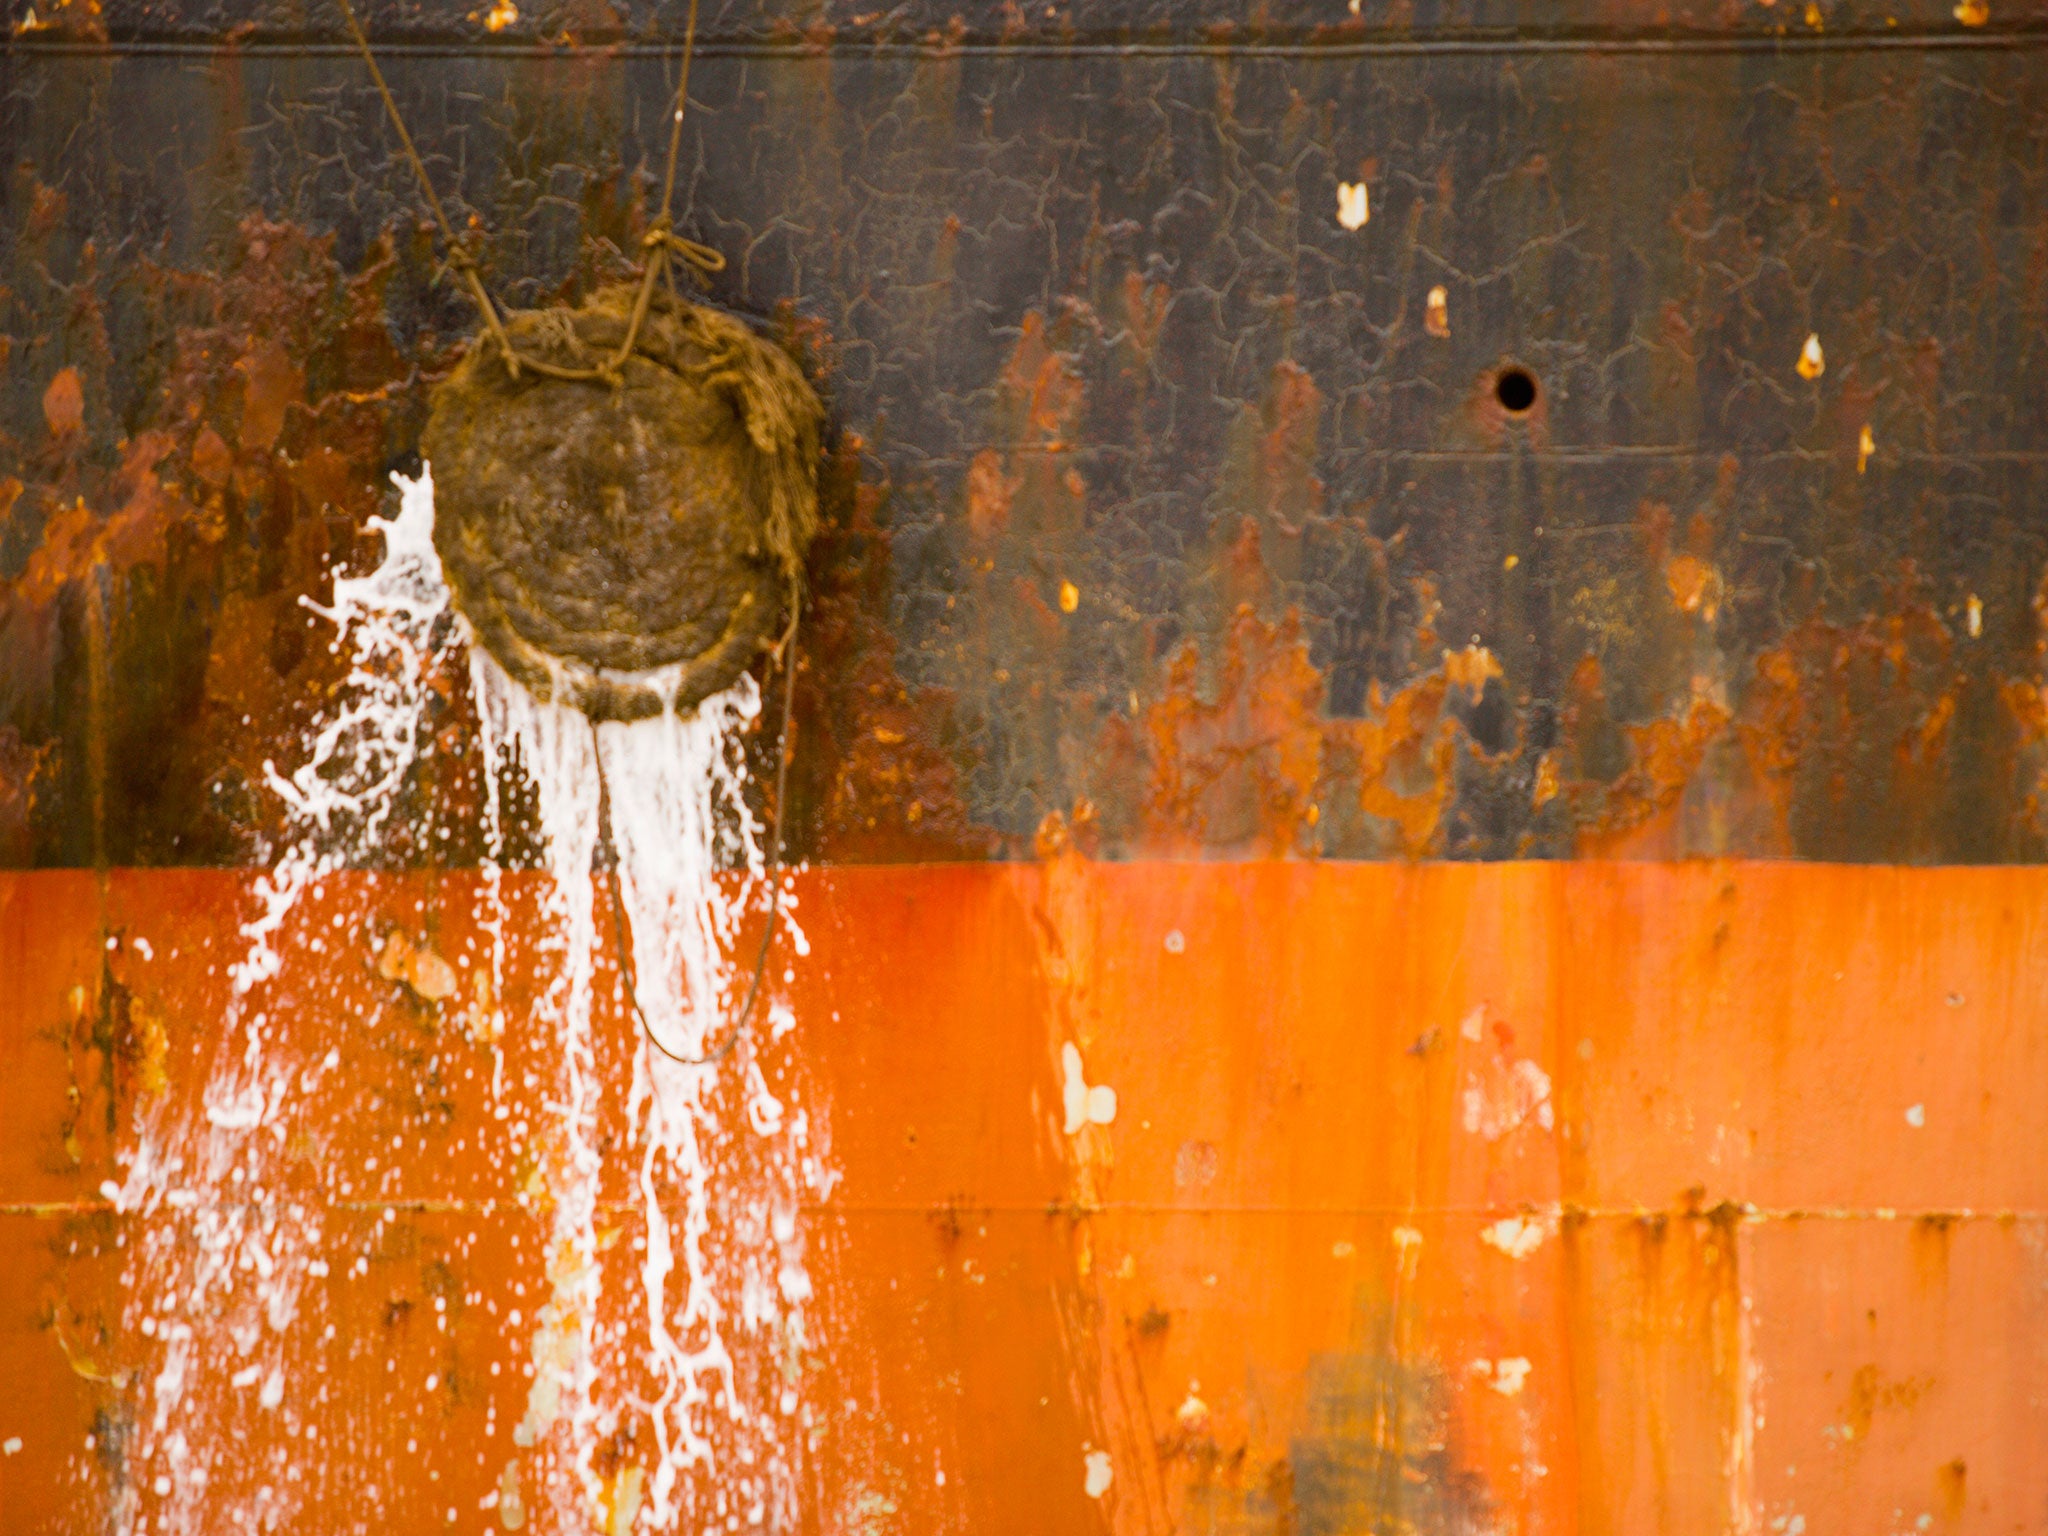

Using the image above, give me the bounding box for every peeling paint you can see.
[1060,1042,1118,1135]
[1481,1214,1550,1260]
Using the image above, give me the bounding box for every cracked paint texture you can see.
[3,8,2048,1536]
[1,5,2046,860]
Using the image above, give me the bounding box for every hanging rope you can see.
[593,610,801,1068]
[332,0,723,385]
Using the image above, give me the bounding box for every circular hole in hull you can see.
[1495,367,1538,414]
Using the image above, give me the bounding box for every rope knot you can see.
[665,235,728,276]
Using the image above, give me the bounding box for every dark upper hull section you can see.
[2,1,2046,862]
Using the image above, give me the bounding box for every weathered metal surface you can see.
[2,5,2047,860]
[4,861,2047,1531]
[3,6,2048,1534]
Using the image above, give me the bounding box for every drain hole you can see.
[1495,367,1538,414]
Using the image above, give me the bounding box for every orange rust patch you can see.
[232,339,305,454]
[40,367,84,438]
[1001,308,1085,450]
[1257,360,1324,528]
[1347,667,1460,854]
[1664,553,1723,622]
[1133,608,1509,857]
[1119,268,1170,359]
[964,447,1013,540]
[1142,606,1327,856]
[794,432,994,862]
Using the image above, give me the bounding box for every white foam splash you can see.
[117,467,822,1534]
[113,467,457,1534]
[473,642,819,1532]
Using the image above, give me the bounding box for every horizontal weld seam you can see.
[6,31,2048,60]
[10,1199,2041,1221]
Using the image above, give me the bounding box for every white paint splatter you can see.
[1061,1043,1117,1133]
[1905,1103,1926,1128]
[1426,285,1452,339]
[1480,1214,1549,1260]
[1476,1357,1532,1396]
[1796,332,1825,380]
[1083,1448,1114,1498]
[1336,181,1369,230]
[1462,1058,1554,1140]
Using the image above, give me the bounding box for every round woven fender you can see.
[422,285,822,722]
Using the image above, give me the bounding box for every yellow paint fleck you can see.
[872,725,906,744]
[1665,554,1723,623]
[1796,332,1825,380]
[1337,181,1370,230]
[1804,1,1823,24]
[1532,751,1561,809]
[130,996,170,1097]
[1954,0,1988,23]
[1503,553,1519,571]
[602,1465,644,1536]
[1858,422,1876,473]
[1441,643,1502,695]
[1425,284,1451,338]
[464,966,505,1044]
[1966,595,1983,638]
[1058,580,1080,613]
[481,0,519,28]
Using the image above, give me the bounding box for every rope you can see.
[332,0,721,385]
[594,609,801,1068]
[657,0,700,228]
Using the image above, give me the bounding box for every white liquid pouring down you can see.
[107,468,823,1535]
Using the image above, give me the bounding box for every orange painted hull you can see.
[1,861,2039,1532]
